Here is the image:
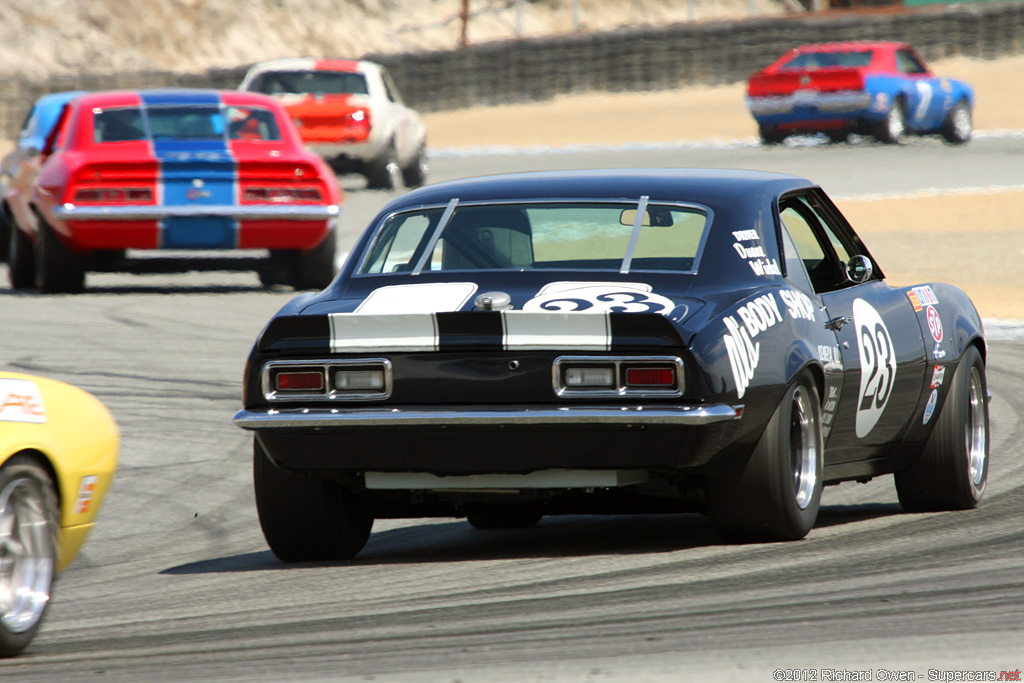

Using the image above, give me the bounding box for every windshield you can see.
[357,202,709,275]
[249,70,369,96]
[780,50,873,70]
[92,105,282,142]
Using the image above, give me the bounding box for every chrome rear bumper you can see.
[53,204,341,221]
[233,403,739,430]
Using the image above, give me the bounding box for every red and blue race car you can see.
[746,41,974,145]
[11,88,342,292]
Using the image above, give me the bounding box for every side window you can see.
[780,193,869,294]
[381,70,401,104]
[896,50,927,75]
[779,197,840,294]
[779,221,814,294]
[19,106,39,140]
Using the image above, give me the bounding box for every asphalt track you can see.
[1,135,1022,681]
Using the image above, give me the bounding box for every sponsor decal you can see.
[853,298,897,439]
[922,388,939,425]
[74,476,99,515]
[523,282,674,315]
[907,285,939,312]
[356,282,479,314]
[930,364,946,388]
[731,229,780,277]
[818,344,843,368]
[822,384,840,436]
[780,289,816,322]
[926,305,943,343]
[723,293,784,399]
[0,379,47,424]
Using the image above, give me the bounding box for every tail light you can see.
[554,357,683,398]
[625,367,676,387]
[243,187,323,203]
[275,370,325,392]
[343,108,371,135]
[73,188,153,203]
[264,360,391,401]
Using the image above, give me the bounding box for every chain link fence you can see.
[1,3,1022,139]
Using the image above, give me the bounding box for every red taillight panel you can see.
[625,367,676,387]
[243,187,323,203]
[276,370,325,392]
[73,188,153,203]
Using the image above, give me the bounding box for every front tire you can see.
[253,439,373,562]
[873,98,906,144]
[941,100,972,145]
[895,345,988,512]
[0,456,59,657]
[706,372,824,542]
[34,216,85,293]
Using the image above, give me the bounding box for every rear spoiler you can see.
[258,311,686,355]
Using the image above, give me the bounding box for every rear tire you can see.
[253,439,372,562]
[287,230,337,290]
[400,144,428,188]
[34,216,85,293]
[7,219,35,290]
[895,345,988,512]
[940,100,972,145]
[873,98,906,144]
[758,123,785,145]
[706,372,824,542]
[364,144,400,191]
[0,456,59,657]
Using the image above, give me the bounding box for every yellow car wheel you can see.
[0,456,59,657]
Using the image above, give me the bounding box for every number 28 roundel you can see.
[853,298,897,438]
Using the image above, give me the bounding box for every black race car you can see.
[234,169,989,561]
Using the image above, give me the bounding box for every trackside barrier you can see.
[1,2,1022,139]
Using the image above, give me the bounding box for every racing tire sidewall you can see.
[253,439,373,562]
[0,456,59,658]
[706,371,824,542]
[34,216,85,294]
[7,220,35,290]
[895,345,988,512]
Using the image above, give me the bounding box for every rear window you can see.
[358,202,709,275]
[93,105,281,143]
[780,50,873,70]
[248,70,369,96]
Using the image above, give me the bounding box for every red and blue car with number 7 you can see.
[746,41,974,146]
[11,88,342,293]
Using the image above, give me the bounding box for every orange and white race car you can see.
[240,58,428,190]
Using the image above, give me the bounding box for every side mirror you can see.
[24,146,41,159]
[846,255,874,283]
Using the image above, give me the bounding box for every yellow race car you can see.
[0,372,118,656]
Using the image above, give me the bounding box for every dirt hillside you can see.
[0,0,787,80]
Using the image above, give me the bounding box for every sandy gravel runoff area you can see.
[425,55,1024,321]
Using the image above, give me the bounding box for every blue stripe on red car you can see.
[139,90,239,249]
